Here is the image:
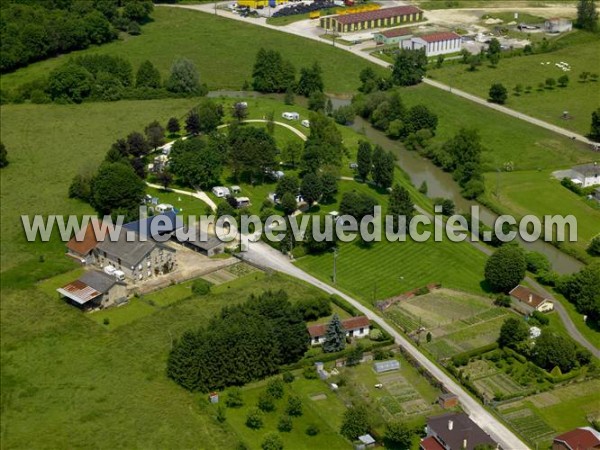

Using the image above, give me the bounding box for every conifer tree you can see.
[323,314,346,353]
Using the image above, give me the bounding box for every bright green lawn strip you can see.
[427,35,600,134]
[0,7,386,95]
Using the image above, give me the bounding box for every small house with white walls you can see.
[571,163,600,187]
[509,285,554,314]
[401,31,462,57]
[308,316,371,346]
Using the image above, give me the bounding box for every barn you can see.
[320,5,423,33]
[401,31,462,57]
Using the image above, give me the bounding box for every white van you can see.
[282,112,299,120]
[301,119,310,128]
[114,270,126,281]
[104,265,116,276]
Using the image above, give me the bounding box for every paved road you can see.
[166,3,595,146]
[240,240,529,450]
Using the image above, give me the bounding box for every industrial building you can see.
[373,27,413,45]
[401,31,462,57]
[320,5,423,33]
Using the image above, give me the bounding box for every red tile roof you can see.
[379,27,413,38]
[509,285,549,308]
[420,436,445,450]
[554,428,600,450]
[335,6,421,25]
[307,316,370,338]
[418,31,461,43]
[66,220,99,256]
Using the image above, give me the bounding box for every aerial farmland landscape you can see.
[0,0,599,449]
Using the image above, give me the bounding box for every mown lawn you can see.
[295,219,488,307]
[0,271,331,449]
[0,7,386,95]
[427,33,600,134]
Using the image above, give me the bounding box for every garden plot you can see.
[502,408,556,446]
[377,373,432,418]
[474,373,526,399]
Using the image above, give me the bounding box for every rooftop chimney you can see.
[448,420,453,431]
[463,439,468,449]
[528,294,533,303]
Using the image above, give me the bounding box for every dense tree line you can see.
[167,290,310,392]
[423,128,486,199]
[7,56,207,104]
[0,0,154,73]
[497,316,592,374]
[557,263,600,326]
[353,90,438,141]
[251,48,324,97]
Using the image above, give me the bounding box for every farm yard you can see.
[428,32,600,135]
[383,289,514,359]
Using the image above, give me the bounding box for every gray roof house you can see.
[94,227,176,281]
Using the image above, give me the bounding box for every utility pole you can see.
[214,1,217,15]
[332,247,338,284]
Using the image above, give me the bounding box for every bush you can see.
[526,251,551,274]
[369,329,383,341]
[245,408,264,429]
[266,378,285,399]
[494,295,512,307]
[374,348,393,360]
[295,297,332,321]
[216,405,226,423]
[225,388,244,408]
[257,391,276,412]
[452,354,469,366]
[261,433,283,450]
[285,395,303,417]
[303,367,317,379]
[191,279,212,296]
[306,424,320,436]
[282,371,295,383]
[278,415,293,432]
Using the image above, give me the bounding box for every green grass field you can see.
[218,375,350,449]
[295,194,489,308]
[0,7,385,96]
[481,170,600,258]
[399,84,593,172]
[1,271,335,449]
[428,33,600,134]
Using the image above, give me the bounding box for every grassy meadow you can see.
[481,170,600,257]
[399,84,594,172]
[1,269,332,449]
[428,33,600,134]
[0,7,386,96]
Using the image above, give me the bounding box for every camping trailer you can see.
[282,112,300,120]
[212,186,231,198]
